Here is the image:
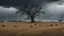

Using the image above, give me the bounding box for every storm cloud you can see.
[0,7,17,20]
[0,0,59,6]
[0,0,64,21]
[41,1,64,20]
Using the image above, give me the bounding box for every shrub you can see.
[50,24,53,26]
[55,24,57,26]
[30,26,33,27]
[2,25,5,27]
[13,20,16,22]
[14,26,18,27]
[34,24,37,26]
[19,20,22,22]
[10,20,13,22]
[58,19,62,22]
[8,20,9,22]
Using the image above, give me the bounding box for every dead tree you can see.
[16,4,45,22]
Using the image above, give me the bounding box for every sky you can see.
[0,0,64,21]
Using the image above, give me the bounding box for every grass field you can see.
[0,22,64,36]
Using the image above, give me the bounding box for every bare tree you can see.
[16,4,45,22]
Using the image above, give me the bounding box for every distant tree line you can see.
[0,19,63,22]
[0,20,22,22]
[7,20,22,22]
[0,20,3,22]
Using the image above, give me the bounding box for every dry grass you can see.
[0,22,64,36]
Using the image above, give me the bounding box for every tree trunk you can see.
[31,17,35,22]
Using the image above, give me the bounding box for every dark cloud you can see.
[0,0,59,7]
[0,6,28,21]
[0,0,30,7]
[47,0,59,2]
[0,6,18,20]
[0,0,64,22]
[41,2,64,20]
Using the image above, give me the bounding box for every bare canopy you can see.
[16,4,45,22]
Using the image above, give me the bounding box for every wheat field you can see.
[0,22,64,36]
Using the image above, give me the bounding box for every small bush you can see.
[34,24,37,26]
[2,25,5,27]
[50,24,53,26]
[14,26,18,27]
[10,20,13,22]
[30,26,33,27]
[13,20,16,22]
[55,24,57,26]
[19,20,22,22]
[8,20,9,22]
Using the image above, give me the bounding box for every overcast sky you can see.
[0,0,64,21]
